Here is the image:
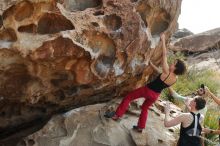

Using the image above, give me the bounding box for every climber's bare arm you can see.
[164,102,185,127]
[149,61,161,73]
[160,33,169,75]
[203,128,220,134]
[164,113,185,127]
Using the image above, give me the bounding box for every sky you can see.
[178,0,220,34]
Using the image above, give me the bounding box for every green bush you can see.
[203,109,220,146]
[161,69,220,103]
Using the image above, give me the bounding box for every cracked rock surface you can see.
[0,0,182,143]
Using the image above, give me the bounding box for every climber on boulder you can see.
[105,33,187,133]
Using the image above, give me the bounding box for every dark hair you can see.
[174,59,187,75]
[195,97,206,110]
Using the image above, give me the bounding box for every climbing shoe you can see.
[104,111,116,118]
[133,125,143,133]
[111,114,119,121]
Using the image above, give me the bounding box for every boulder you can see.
[0,0,182,142]
[169,28,220,52]
[172,28,193,39]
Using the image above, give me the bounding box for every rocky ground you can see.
[18,99,181,146]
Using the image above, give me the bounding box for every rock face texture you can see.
[0,0,182,142]
[169,28,220,52]
[20,99,182,146]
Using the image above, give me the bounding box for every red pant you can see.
[115,86,160,129]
